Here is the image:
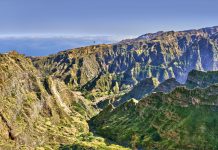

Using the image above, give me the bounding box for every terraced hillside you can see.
[91,84,218,149]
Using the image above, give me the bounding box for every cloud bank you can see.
[0,35,118,56]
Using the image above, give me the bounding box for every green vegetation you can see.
[59,133,130,150]
[186,70,218,89]
[3,26,218,149]
[91,85,218,149]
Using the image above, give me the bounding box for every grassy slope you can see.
[91,85,218,149]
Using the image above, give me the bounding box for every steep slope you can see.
[154,78,182,93]
[186,69,218,89]
[118,68,218,105]
[3,25,218,149]
[32,26,218,97]
[0,51,93,148]
[117,77,159,104]
[118,77,181,104]
[0,51,128,149]
[90,84,218,149]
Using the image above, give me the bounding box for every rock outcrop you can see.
[0,51,111,149]
[32,26,218,95]
[154,78,182,93]
[2,26,218,149]
[116,77,159,104]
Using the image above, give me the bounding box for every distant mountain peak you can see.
[136,31,164,40]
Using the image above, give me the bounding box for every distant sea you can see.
[0,36,117,56]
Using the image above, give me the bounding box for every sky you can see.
[0,0,217,56]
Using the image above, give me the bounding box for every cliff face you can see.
[154,78,182,93]
[117,78,181,104]
[114,69,218,107]
[116,77,159,104]
[32,26,218,94]
[0,52,97,149]
[2,26,218,149]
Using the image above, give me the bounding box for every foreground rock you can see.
[0,52,128,149]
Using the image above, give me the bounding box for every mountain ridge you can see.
[0,51,128,149]
[2,26,218,149]
[90,76,218,149]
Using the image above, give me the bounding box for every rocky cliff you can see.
[32,26,218,97]
[0,51,128,149]
[0,51,94,148]
[117,78,181,105]
[116,77,159,104]
[154,78,182,93]
[2,26,218,149]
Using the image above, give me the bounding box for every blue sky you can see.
[0,0,217,55]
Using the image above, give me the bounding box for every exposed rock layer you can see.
[32,26,218,95]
